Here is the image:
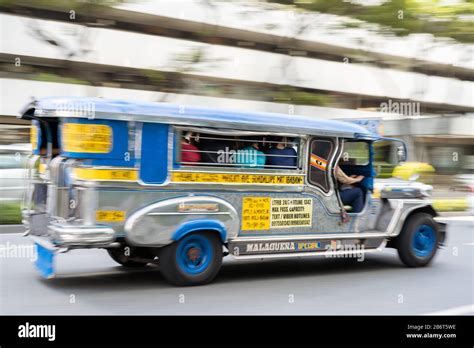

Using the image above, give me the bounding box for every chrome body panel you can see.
[124,195,239,246]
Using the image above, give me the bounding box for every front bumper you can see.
[23,211,116,247]
[48,222,116,247]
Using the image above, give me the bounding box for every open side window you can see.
[173,127,303,172]
[308,137,336,193]
[339,139,374,191]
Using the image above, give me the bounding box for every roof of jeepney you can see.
[21,97,376,138]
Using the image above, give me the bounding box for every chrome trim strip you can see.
[231,240,387,260]
[146,212,231,216]
[230,232,387,242]
[174,125,302,139]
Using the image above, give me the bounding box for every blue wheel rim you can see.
[176,234,213,275]
[411,224,436,257]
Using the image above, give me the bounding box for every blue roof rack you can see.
[21,96,377,139]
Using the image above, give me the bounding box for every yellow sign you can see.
[38,163,46,174]
[73,167,138,181]
[171,172,304,185]
[62,123,112,153]
[270,198,312,228]
[30,126,38,150]
[297,242,321,251]
[242,197,313,230]
[242,197,271,230]
[96,210,126,222]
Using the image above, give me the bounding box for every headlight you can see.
[420,185,433,197]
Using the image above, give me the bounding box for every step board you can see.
[228,233,386,258]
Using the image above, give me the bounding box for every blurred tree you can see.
[268,0,474,43]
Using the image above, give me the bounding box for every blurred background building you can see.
[0,0,473,178]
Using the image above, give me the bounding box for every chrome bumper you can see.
[48,222,116,247]
[23,210,116,247]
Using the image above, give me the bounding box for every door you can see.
[306,136,342,216]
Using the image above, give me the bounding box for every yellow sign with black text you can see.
[73,168,138,181]
[242,197,271,230]
[241,197,313,230]
[96,210,126,222]
[62,123,112,153]
[171,172,304,185]
[270,198,313,228]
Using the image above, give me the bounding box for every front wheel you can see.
[158,232,222,286]
[395,213,440,267]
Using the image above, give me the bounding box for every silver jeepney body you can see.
[20,97,446,261]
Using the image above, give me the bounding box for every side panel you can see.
[60,118,131,165]
[124,195,239,246]
[95,190,378,245]
[139,123,169,184]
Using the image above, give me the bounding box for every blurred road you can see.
[0,219,472,315]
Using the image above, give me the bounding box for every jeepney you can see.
[21,97,446,286]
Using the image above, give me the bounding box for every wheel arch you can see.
[387,204,445,248]
[171,219,227,244]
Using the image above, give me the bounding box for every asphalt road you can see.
[0,219,472,315]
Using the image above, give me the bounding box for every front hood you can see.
[374,178,433,198]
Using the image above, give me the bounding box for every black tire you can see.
[158,231,222,286]
[395,213,440,267]
[107,246,150,268]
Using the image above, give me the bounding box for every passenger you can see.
[181,132,201,164]
[237,137,266,168]
[265,136,297,169]
[336,164,365,213]
[199,134,228,164]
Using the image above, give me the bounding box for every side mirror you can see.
[374,138,407,165]
[397,145,406,163]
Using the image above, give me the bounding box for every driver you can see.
[336,164,365,213]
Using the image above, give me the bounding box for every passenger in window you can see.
[237,137,266,168]
[199,134,228,164]
[181,132,201,164]
[336,164,365,213]
[266,136,297,169]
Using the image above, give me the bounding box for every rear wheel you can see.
[107,245,150,268]
[158,232,222,286]
[395,213,439,267]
